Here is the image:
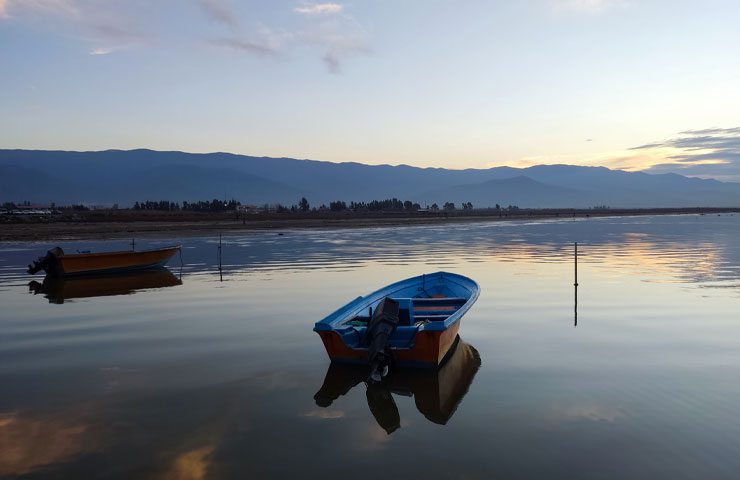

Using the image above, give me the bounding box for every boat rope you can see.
[419,273,432,298]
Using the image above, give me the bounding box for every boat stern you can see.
[315,320,461,368]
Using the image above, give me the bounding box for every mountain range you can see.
[2,149,740,208]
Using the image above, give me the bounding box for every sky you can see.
[1,0,739,180]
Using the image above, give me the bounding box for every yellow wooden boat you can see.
[27,245,181,277]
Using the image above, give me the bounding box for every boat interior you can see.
[339,281,471,348]
[346,296,468,328]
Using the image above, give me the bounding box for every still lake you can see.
[1,214,740,479]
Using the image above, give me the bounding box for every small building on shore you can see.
[7,204,53,215]
[237,205,262,214]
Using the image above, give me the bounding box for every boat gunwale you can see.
[57,245,182,259]
[314,271,479,334]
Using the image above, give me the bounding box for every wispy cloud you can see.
[322,52,340,73]
[198,0,238,28]
[318,42,370,74]
[675,127,740,137]
[92,23,143,43]
[0,0,79,19]
[293,8,370,74]
[634,128,740,181]
[81,21,147,56]
[0,0,146,54]
[2,0,370,72]
[89,47,112,55]
[209,37,275,56]
[208,2,368,73]
[550,0,628,14]
[294,3,343,15]
[512,127,740,182]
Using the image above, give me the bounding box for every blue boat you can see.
[314,271,480,368]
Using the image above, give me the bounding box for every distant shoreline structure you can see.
[1,207,738,242]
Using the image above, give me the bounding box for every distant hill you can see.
[418,176,585,207]
[1,148,740,208]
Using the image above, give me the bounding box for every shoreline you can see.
[1,208,738,242]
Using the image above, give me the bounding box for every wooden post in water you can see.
[178,247,183,281]
[218,234,223,282]
[574,242,578,327]
[131,238,136,252]
[574,242,578,287]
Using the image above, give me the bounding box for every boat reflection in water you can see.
[314,336,481,434]
[28,269,182,304]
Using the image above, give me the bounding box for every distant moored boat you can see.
[27,245,181,277]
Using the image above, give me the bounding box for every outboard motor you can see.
[27,260,45,275]
[27,247,64,275]
[364,297,400,382]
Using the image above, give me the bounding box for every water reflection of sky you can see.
[1,215,739,479]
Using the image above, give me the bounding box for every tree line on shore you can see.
[130,197,493,213]
[133,199,241,212]
[4,198,525,213]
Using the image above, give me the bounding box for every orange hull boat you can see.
[28,246,181,277]
[314,272,479,368]
[316,320,461,367]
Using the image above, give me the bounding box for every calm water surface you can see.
[1,215,740,479]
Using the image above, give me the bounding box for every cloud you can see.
[550,0,628,13]
[679,127,740,136]
[635,128,740,181]
[294,3,343,15]
[508,148,680,173]
[209,37,275,56]
[322,52,340,73]
[508,127,740,182]
[89,47,111,55]
[317,42,370,74]
[0,0,79,19]
[209,3,368,73]
[198,0,238,28]
[632,129,740,154]
[92,23,143,43]
[295,11,371,73]
[81,22,147,55]
[0,0,145,54]
[3,0,370,72]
